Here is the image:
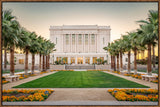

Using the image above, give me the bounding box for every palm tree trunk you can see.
[113,56,116,71]
[4,48,7,70]
[39,54,42,71]
[152,45,155,71]
[134,48,137,74]
[128,51,131,74]
[31,54,35,74]
[10,46,15,76]
[46,55,48,69]
[48,55,50,69]
[147,44,152,75]
[120,52,123,71]
[111,55,113,70]
[117,54,119,71]
[25,48,29,75]
[42,55,45,71]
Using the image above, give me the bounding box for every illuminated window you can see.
[100,57,104,64]
[63,57,68,64]
[19,59,24,64]
[93,57,97,64]
[85,57,90,64]
[72,34,75,45]
[78,34,82,45]
[91,34,95,45]
[85,34,88,45]
[66,34,69,45]
[56,57,61,62]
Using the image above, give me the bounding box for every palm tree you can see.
[137,24,156,75]
[113,40,120,71]
[122,35,132,74]
[103,43,116,70]
[17,28,32,75]
[29,32,40,74]
[2,10,15,71]
[37,36,44,71]
[128,32,140,75]
[137,10,158,73]
[118,38,126,71]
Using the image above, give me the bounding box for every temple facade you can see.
[49,25,111,64]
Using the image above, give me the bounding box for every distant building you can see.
[49,25,111,64]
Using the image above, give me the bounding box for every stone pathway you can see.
[46,88,116,101]
[3,101,158,105]
[103,71,158,89]
[3,71,58,90]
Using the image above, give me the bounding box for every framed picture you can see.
[1,0,159,106]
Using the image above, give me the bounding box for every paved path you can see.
[103,71,158,89]
[3,101,158,105]
[46,88,116,101]
[2,71,58,90]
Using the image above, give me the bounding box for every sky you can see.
[3,2,158,42]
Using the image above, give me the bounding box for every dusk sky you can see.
[3,2,158,42]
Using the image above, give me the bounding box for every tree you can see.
[29,32,40,74]
[137,10,158,73]
[2,10,15,71]
[128,32,140,74]
[17,28,32,75]
[37,36,44,71]
[8,20,20,76]
[137,24,156,75]
[118,38,126,71]
[122,35,132,74]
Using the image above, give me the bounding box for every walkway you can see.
[3,101,158,105]
[103,71,158,89]
[3,71,57,90]
[46,88,115,101]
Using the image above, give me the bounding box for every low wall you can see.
[95,65,110,70]
[50,65,65,70]
[2,64,39,70]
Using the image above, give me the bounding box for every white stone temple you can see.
[49,25,111,65]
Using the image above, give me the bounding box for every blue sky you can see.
[3,2,158,41]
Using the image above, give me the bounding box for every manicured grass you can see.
[14,71,149,88]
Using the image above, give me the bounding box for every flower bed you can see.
[108,88,158,101]
[2,89,54,102]
[2,80,10,84]
[151,80,158,83]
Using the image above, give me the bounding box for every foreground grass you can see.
[14,71,149,88]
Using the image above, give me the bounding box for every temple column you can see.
[89,34,90,52]
[68,57,71,64]
[83,56,85,64]
[75,56,77,64]
[70,34,72,52]
[90,56,93,64]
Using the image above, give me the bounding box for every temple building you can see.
[50,25,111,64]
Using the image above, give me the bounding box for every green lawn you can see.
[14,71,149,88]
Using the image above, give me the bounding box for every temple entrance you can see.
[77,57,83,64]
